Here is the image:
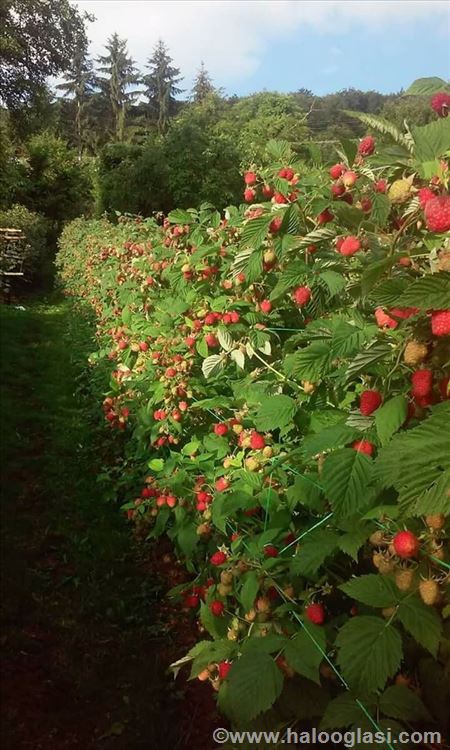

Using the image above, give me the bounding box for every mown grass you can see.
[0,296,180,749]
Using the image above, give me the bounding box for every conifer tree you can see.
[191,61,215,102]
[96,33,140,142]
[56,43,95,158]
[143,40,183,134]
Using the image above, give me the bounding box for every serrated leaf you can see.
[284,342,332,381]
[196,337,208,358]
[199,601,229,639]
[405,77,450,96]
[230,349,245,369]
[240,571,260,612]
[361,257,396,296]
[240,214,273,249]
[397,595,442,657]
[336,616,403,695]
[254,394,296,431]
[221,652,283,723]
[286,474,324,511]
[344,110,414,153]
[338,526,371,560]
[396,272,450,309]
[411,119,450,164]
[148,458,164,471]
[318,270,346,297]
[345,342,392,382]
[320,694,369,729]
[379,685,431,721]
[168,208,195,224]
[370,278,409,306]
[202,354,225,379]
[369,193,391,227]
[301,423,359,458]
[340,575,398,608]
[217,326,233,351]
[293,227,336,249]
[322,449,373,519]
[284,623,326,684]
[269,261,308,300]
[291,529,339,577]
[375,395,408,446]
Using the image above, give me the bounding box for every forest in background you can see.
[0,0,440,233]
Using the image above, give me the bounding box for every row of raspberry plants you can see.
[57,97,450,739]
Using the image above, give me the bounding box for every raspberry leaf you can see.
[320,693,373,729]
[254,394,296,432]
[340,574,398,608]
[397,596,442,657]
[322,448,374,519]
[379,685,432,722]
[375,395,408,446]
[284,623,326,684]
[218,651,283,723]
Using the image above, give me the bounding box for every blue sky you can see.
[74,1,450,96]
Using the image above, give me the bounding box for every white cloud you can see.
[72,0,449,88]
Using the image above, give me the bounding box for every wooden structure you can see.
[0,227,29,301]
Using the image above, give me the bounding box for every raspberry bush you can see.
[57,98,450,739]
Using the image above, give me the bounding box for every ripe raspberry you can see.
[262,184,274,198]
[403,341,427,366]
[338,235,361,257]
[184,593,200,609]
[389,307,419,321]
[273,191,288,204]
[293,286,312,306]
[210,551,228,566]
[210,600,225,617]
[250,431,266,450]
[205,333,219,348]
[244,171,257,185]
[358,135,375,156]
[230,311,240,323]
[215,477,230,492]
[360,197,372,212]
[263,545,278,558]
[430,91,450,117]
[305,602,325,625]
[392,530,419,559]
[411,369,433,397]
[214,423,228,436]
[260,299,272,314]
[431,310,450,336]
[419,579,440,606]
[269,216,283,234]
[375,308,398,329]
[418,187,435,208]
[218,661,232,680]
[360,389,383,416]
[329,163,345,180]
[374,180,387,193]
[317,208,334,225]
[342,170,358,188]
[352,440,374,456]
[424,195,450,232]
[278,167,295,181]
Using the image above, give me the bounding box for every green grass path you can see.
[0,297,179,749]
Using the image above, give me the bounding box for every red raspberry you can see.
[352,440,374,456]
[204,313,216,325]
[250,431,266,450]
[439,377,450,400]
[424,195,450,233]
[205,333,219,348]
[210,551,227,566]
[305,603,325,625]
[411,369,433,397]
[230,311,240,324]
[278,167,295,181]
[210,600,225,617]
[244,187,256,202]
[360,197,372,213]
[214,423,228,436]
[342,170,358,188]
[358,135,375,156]
[418,187,435,208]
[317,208,334,225]
[360,390,383,416]
[262,184,274,198]
[375,307,398,329]
[218,661,232,680]
[430,91,450,117]
[263,545,278,558]
[393,530,419,559]
[244,171,257,185]
[184,593,200,609]
[338,235,361,256]
[269,216,282,234]
[215,477,230,492]
[374,180,387,193]
[389,307,418,321]
[293,286,311,306]
[329,163,345,180]
[431,310,450,336]
[260,299,272,314]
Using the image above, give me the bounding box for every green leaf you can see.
[199,601,229,640]
[148,458,164,471]
[284,623,326,684]
[196,337,208,358]
[254,394,296,432]
[284,342,332,381]
[375,395,408,446]
[292,226,336,249]
[397,595,442,657]
[202,354,226,379]
[338,526,371,560]
[369,193,391,228]
[319,270,346,297]
[344,342,392,383]
[322,449,373,519]
[217,326,233,351]
[331,201,363,229]
[240,214,273,249]
[396,272,450,309]
[379,685,431,722]
[168,208,195,224]
[336,616,403,695]
[340,575,398,608]
[221,651,283,723]
[344,110,414,152]
[301,423,359,458]
[240,571,260,612]
[411,119,450,164]
[361,257,396,296]
[331,320,368,358]
[291,528,339,577]
[176,523,198,557]
[404,77,450,96]
[269,261,308,300]
[242,634,287,655]
[286,474,324,512]
[320,694,369,729]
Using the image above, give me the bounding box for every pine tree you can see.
[56,43,95,158]
[96,33,141,142]
[191,61,215,102]
[143,40,183,134]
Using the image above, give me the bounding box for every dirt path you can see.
[0,297,183,749]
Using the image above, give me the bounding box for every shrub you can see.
[0,203,49,281]
[58,100,450,737]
